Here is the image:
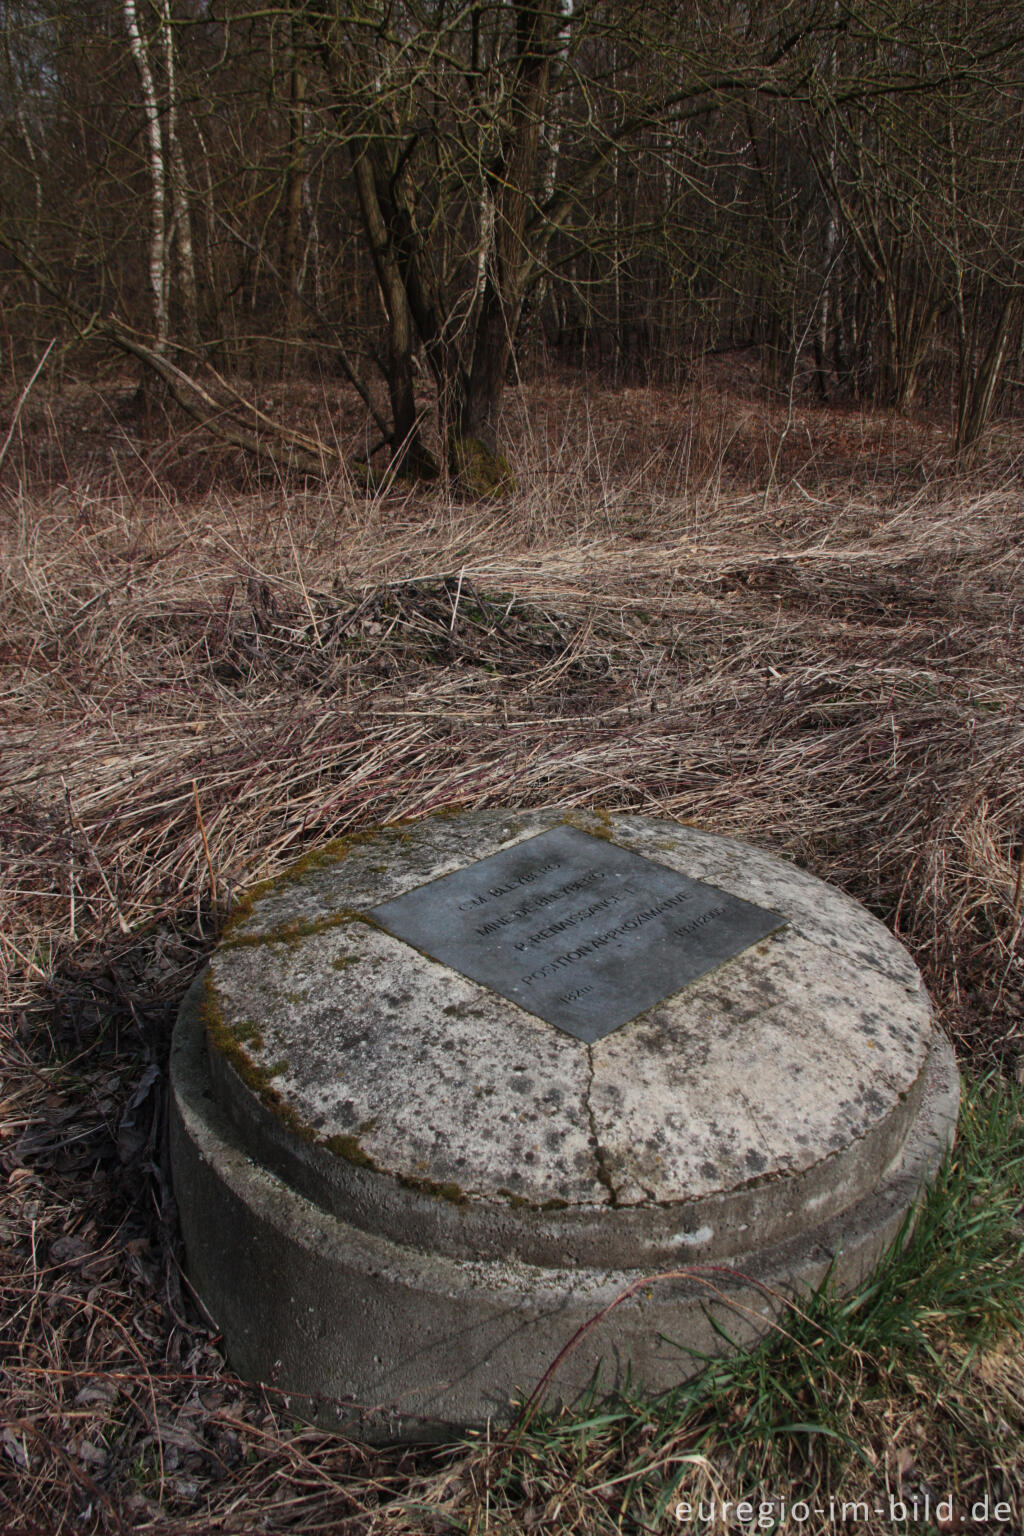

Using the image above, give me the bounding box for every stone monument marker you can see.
[170,809,959,1439]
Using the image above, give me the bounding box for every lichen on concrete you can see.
[208,919,602,1208]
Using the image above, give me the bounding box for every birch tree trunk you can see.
[160,0,199,354]
[123,0,168,354]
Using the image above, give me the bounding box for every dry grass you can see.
[1,376,1023,1531]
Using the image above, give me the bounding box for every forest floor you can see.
[1,371,1023,1532]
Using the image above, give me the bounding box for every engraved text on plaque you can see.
[369,825,784,1042]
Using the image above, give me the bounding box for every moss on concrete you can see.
[562,808,614,840]
[221,806,527,951]
[220,822,423,944]
[219,907,376,952]
[234,1017,264,1049]
[324,1133,378,1169]
[322,1132,468,1205]
[496,1187,531,1210]
[399,1174,468,1205]
[201,972,312,1142]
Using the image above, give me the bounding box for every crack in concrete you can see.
[584,1043,619,1206]
[735,1089,776,1163]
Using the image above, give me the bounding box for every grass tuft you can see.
[471,1075,1024,1534]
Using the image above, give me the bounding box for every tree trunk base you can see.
[451,435,516,497]
[352,443,440,490]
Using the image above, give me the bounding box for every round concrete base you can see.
[169,810,959,1440]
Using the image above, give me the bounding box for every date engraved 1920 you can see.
[370,825,785,1043]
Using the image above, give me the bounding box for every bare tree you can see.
[3,0,1024,475]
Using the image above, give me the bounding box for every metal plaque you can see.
[368,825,785,1043]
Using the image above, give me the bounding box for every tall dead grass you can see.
[2,386,1021,1040]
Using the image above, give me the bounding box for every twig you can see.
[0,337,56,476]
[61,778,131,935]
[193,778,219,917]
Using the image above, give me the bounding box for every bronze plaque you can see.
[369,826,784,1042]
